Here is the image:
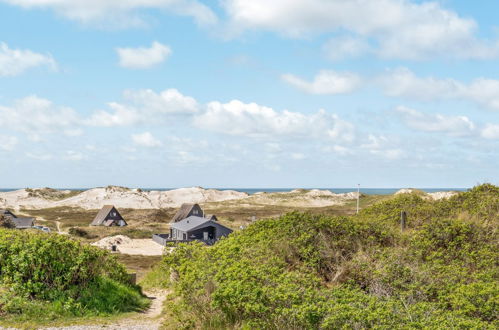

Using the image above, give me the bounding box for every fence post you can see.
[400,211,407,232]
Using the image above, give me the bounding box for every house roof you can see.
[12,217,34,229]
[0,209,17,218]
[91,205,115,226]
[170,216,213,232]
[205,214,217,221]
[171,203,202,223]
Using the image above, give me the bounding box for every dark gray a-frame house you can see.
[90,205,127,227]
[171,203,203,222]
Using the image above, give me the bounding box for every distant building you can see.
[1,209,35,229]
[153,204,231,246]
[171,203,203,222]
[90,205,127,227]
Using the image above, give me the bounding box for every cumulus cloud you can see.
[117,41,171,69]
[64,150,84,161]
[282,70,362,95]
[0,135,18,151]
[323,36,371,61]
[481,124,499,140]
[222,0,499,60]
[132,132,162,147]
[395,106,476,137]
[0,0,217,27]
[360,134,404,160]
[290,153,305,160]
[25,152,52,160]
[0,42,56,77]
[379,68,499,110]
[194,100,355,142]
[88,88,199,127]
[0,95,81,137]
[286,67,499,110]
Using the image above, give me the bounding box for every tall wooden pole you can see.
[356,184,360,214]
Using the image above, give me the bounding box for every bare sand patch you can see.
[92,235,164,256]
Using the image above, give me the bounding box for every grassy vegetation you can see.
[116,254,163,282]
[143,184,498,329]
[25,188,84,200]
[20,207,172,239]
[0,229,149,323]
[202,193,389,230]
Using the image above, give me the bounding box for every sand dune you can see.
[0,186,248,210]
[0,186,458,211]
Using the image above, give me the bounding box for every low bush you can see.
[0,229,149,320]
[151,184,498,329]
[68,227,96,239]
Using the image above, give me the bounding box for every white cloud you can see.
[64,150,84,161]
[0,42,56,77]
[360,134,404,160]
[222,0,499,60]
[88,88,198,127]
[0,0,217,27]
[132,132,162,147]
[117,41,171,69]
[481,124,499,140]
[395,106,476,137]
[0,95,81,136]
[25,152,52,160]
[282,70,361,95]
[323,36,371,61]
[194,100,355,142]
[290,153,305,160]
[0,135,18,151]
[379,68,499,110]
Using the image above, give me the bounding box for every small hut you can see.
[91,205,127,227]
[1,209,35,229]
[171,203,204,223]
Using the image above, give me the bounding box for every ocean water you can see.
[0,187,468,195]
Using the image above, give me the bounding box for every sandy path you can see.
[40,290,169,330]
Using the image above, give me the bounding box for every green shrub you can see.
[68,227,96,239]
[150,184,498,329]
[0,229,148,319]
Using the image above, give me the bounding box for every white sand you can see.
[91,235,164,256]
[241,189,359,207]
[0,186,459,211]
[395,188,458,200]
[0,186,248,210]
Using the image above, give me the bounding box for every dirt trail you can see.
[40,290,169,330]
[55,221,62,233]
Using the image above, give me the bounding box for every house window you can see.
[193,210,198,215]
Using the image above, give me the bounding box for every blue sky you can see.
[0,0,498,188]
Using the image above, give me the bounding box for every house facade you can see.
[153,204,232,246]
[90,205,127,226]
[1,209,35,229]
[170,216,232,243]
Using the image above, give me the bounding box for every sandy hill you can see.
[394,188,458,200]
[0,186,248,210]
[244,189,359,207]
